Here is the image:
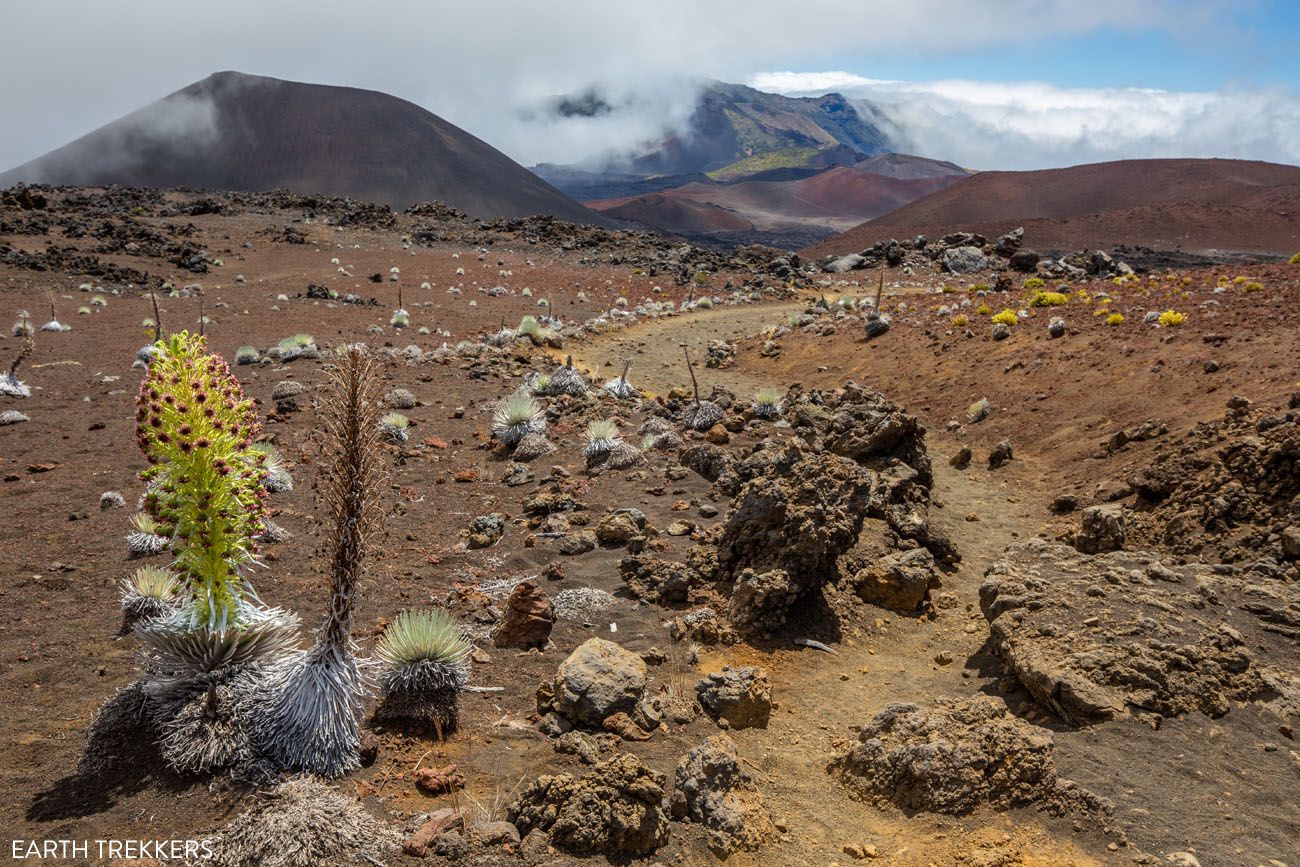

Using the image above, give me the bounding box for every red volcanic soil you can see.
[589,164,965,235]
[0,71,604,224]
[784,166,962,223]
[3,186,1299,867]
[806,158,1300,257]
[587,191,754,234]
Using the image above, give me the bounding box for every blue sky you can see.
[810,2,1300,92]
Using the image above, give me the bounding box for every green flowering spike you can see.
[134,331,268,628]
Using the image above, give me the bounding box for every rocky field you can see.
[1,185,1297,867]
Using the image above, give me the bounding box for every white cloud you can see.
[753,71,1300,169]
[0,0,1244,169]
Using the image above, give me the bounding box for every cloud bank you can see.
[752,72,1300,170]
[0,0,1257,171]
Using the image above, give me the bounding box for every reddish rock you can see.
[492,581,555,649]
[404,807,465,856]
[413,764,465,795]
[603,711,653,741]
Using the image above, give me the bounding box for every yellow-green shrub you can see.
[952,314,968,327]
[991,309,1018,326]
[1029,291,1068,307]
[1106,313,1124,326]
[976,303,991,316]
[1243,281,1263,293]
[1023,277,1046,291]
[1158,310,1187,327]
[1289,252,1300,264]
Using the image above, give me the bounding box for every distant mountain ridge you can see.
[620,81,893,177]
[588,154,968,249]
[0,71,606,223]
[534,80,896,201]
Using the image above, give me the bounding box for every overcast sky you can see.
[3,0,1298,170]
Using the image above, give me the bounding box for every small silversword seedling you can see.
[119,566,182,634]
[278,334,318,362]
[517,315,541,339]
[491,392,545,447]
[126,512,169,558]
[751,387,782,419]
[378,412,409,444]
[584,418,621,461]
[373,609,471,738]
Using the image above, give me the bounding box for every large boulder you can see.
[994,227,1024,255]
[618,555,698,606]
[785,382,932,486]
[696,666,771,729]
[852,546,939,612]
[781,383,958,568]
[595,510,644,546]
[714,452,872,636]
[544,639,647,727]
[1074,504,1126,553]
[823,253,866,273]
[830,696,1076,815]
[679,444,736,483]
[670,735,774,854]
[980,540,1300,725]
[863,312,891,340]
[1125,404,1300,563]
[492,581,555,649]
[941,246,990,274]
[507,753,671,856]
[1009,249,1041,272]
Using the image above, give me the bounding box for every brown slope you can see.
[788,166,964,222]
[588,163,965,235]
[0,71,606,223]
[806,158,1300,257]
[586,192,753,235]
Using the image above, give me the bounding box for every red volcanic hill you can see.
[589,193,753,235]
[806,158,1300,257]
[587,155,967,244]
[0,71,606,223]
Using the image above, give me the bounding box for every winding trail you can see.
[560,300,1108,865]
[560,300,807,396]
